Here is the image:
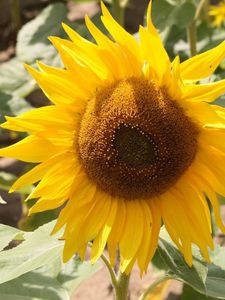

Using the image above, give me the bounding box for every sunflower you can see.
[209,0,225,27]
[1,1,225,275]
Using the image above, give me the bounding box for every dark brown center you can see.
[77,77,199,200]
[114,124,156,168]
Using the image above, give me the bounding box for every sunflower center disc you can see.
[78,77,199,199]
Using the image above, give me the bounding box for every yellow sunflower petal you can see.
[199,129,225,153]
[0,136,62,162]
[82,191,112,243]
[160,192,193,266]
[1,105,80,133]
[183,79,225,103]
[29,197,66,214]
[139,0,170,83]
[144,199,161,272]
[136,200,152,273]
[25,64,88,106]
[100,2,140,57]
[120,201,145,272]
[186,101,222,126]
[180,40,225,81]
[10,152,73,192]
[107,199,126,266]
[49,36,110,81]
[139,25,170,83]
[27,161,78,200]
[91,199,118,262]
[85,15,137,78]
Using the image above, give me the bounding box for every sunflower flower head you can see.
[209,0,225,27]
[1,1,225,275]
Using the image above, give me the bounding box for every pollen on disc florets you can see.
[77,77,199,200]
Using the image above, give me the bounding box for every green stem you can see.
[112,0,125,27]
[195,0,208,21]
[100,253,130,300]
[114,272,130,300]
[186,0,208,57]
[187,22,197,57]
[138,275,168,300]
[10,0,22,32]
[100,253,118,289]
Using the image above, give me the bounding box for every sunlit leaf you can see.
[153,227,225,299]
[0,224,23,252]
[0,221,63,284]
[57,256,102,295]
[0,271,70,300]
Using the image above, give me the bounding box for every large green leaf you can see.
[152,0,174,31]
[0,256,102,300]
[0,58,35,122]
[0,58,35,97]
[0,59,33,120]
[153,228,225,299]
[152,0,196,31]
[182,284,217,300]
[0,224,22,252]
[169,2,196,27]
[16,2,108,66]
[57,256,102,295]
[0,272,70,300]
[16,3,67,66]
[0,221,102,299]
[0,221,63,284]
[0,92,32,122]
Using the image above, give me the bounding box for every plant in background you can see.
[0,0,225,299]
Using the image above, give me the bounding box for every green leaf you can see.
[16,3,67,66]
[152,0,174,31]
[152,1,195,31]
[0,224,23,251]
[0,271,70,300]
[0,58,36,97]
[0,93,32,122]
[153,228,225,299]
[169,2,196,28]
[182,284,217,300]
[0,221,64,284]
[57,256,102,295]
[0,255,102,300]
[0,59,33,119]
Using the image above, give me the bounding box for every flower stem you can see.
[187,22,197,57]
[100,254,130,300]
[100,253,118,289]
[114,272,130,300]
[138,275,168,300]
[186,0,208,57]
[112,0,125,27]
[195,0,208,21]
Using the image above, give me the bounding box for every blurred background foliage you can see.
[0,0,225,299]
